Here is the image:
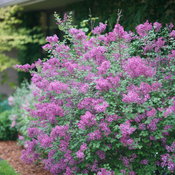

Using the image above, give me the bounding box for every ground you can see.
[0,141,52,175]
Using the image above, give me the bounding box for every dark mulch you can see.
[0,141,52,175]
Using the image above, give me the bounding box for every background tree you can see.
[0,5,45,87]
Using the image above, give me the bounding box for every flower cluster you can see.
[123,56,155,78]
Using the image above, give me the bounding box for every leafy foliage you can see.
[0,96,11,113]
[0,110,18,141]
[0,94,17,141]
[69,0,175,31]
[0,5,44,73]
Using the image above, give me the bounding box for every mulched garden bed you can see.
[0,141,52,175]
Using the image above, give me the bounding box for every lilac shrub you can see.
[15,17,175,175]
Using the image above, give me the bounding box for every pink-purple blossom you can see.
[124,56,155,78]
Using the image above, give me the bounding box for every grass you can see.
[0,159,19,175]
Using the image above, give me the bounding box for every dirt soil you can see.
[0,141,52,175]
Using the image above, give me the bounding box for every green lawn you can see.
[0,159,19,175]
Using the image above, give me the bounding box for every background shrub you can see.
[0,96,11,113]
[0,96,17,141]
[0,110,18,141]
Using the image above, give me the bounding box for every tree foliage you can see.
[0,5,44,72]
